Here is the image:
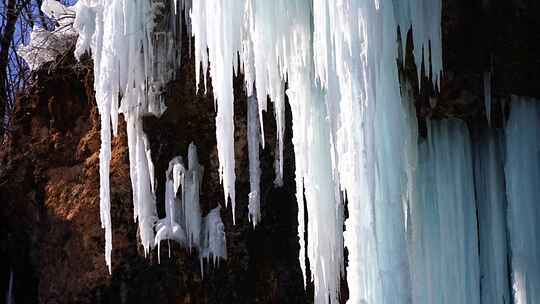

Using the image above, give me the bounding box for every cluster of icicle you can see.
[71,0,188,272]
[41,0,540,303]
[62,0,228,274]
[190,0,442,303]
[155,143,227,273]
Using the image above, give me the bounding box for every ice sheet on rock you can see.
[18,16,77,70]
[472,127,510,304]
[18,0,78,70]
[247,94,261,227]
[505,96,540,304]
[409,119,480,304]
[41,0,76,26]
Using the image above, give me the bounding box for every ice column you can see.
[247,94,262,227]
[410,119,480,304]
[484,72,492,125]
[472,128,511,304]
[182,143,204,250]
[505,96,540,304]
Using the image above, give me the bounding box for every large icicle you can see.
[247,94,262,227]
[505,96,540,304]
[409,119,480,304]
[287,4,345,303]
[472,128,511,304]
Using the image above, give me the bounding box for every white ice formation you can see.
[155,144,226,269]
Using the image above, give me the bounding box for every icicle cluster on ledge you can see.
[28,0,540,303]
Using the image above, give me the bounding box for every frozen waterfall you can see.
[35,0,540,303]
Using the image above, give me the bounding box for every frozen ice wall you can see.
[473,128,511,304]
[25,1,540,303]
[505,96,540,304]
[410,119,480,304]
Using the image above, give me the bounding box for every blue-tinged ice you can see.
[505,96,540,304]
[409,119,480,304]
[473,127,511,304]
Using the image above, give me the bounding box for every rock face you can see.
[2,1,540,303]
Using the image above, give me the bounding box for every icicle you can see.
[392,0,443,86]
[472,127,511,304]
[504,96,540,304]
[484,71,492,125]
[247,94,262,227]
[409,119,480,304]
[190,0,243,223]
[6,269,14,304]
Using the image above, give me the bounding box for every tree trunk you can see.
[0,0,19,138]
